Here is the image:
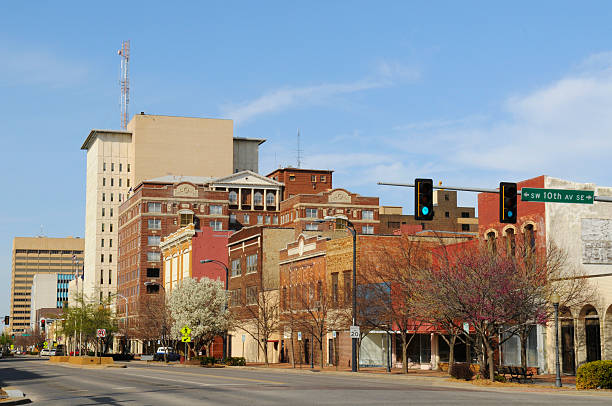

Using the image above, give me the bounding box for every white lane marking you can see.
[126,367,284,384]
[111,387,136,390]
[126,372,245,387]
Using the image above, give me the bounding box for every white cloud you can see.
[222,61,419,124]
[389,52,612,185]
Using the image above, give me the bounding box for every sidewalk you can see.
[0,387,31,405]
[243,362,581,389]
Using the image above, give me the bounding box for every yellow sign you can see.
[43,341,48,349]
[10,344,14,349]
[181,336,191,343]
[180,326,191,336]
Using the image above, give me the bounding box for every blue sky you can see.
[2,1,612,318]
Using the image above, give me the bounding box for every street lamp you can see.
[200,259,230,360]
[315,215,358,373]
[551,292,562,388]
[200,259,229,290]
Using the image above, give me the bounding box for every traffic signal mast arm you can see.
[377,182,612,202]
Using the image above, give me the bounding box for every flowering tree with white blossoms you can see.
[168,277,232,358]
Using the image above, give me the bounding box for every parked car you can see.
[154,347,180,361]
[69,350,80,356]
[49,348,65,356]
[40,348,50,356]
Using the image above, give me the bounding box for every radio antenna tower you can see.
[296,128,302,168]
[118,40,130,130]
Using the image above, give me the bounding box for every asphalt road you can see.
[1,357,611,405]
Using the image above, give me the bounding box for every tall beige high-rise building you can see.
[81,114,263,303]
[9,237,84,334]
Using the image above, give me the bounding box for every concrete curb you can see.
[0,388,31,405]
[47,361,126,369]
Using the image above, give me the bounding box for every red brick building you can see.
[267,167,333,200]
[117,179,229,330]
[478,175,545,257]
[278,234,346,367]
[279,188,380,235]
[159,224,232,292]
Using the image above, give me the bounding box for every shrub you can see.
[576,360,612,390]
[449,362,475,380]
[225,357,246,366]
[199,356,217,366]
[111,353,134,361]
[494,374,506,383]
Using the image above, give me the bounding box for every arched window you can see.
[266,192,275,205]
[254,192,263,205]
[584,306,602,362]
[524,223,536,256]
[505,227,516,257]
[560,307,575,374]
[486,231,497,253]
[229,191,238,204]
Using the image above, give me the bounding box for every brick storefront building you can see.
[159,224,232,292]
[278,234,345,367]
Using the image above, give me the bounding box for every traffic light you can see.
[4,316,8,325]
[500,182,518,223]
[415,178,434,221]
[40,319,46,331]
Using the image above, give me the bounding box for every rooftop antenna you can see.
[118,40,130,130]
[39,224,43,237]
[296,128,302,168]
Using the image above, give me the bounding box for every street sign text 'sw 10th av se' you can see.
[521,188,594,204]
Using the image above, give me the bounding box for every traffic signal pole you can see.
[377,182,612,202]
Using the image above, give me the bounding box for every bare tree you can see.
[232,286,281,366]
[288,277,348,369]
[132,293,173,362]
[360,235,432,374]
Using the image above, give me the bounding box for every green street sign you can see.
[521,188,594,204]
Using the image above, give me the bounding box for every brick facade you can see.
[279,188,380,235]
[267,168,333,200]
[117,180,229,322]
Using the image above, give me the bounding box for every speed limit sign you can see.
[96,329,106,338]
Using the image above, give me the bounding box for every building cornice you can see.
[279,251,325,265]
[81,129,131,150]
